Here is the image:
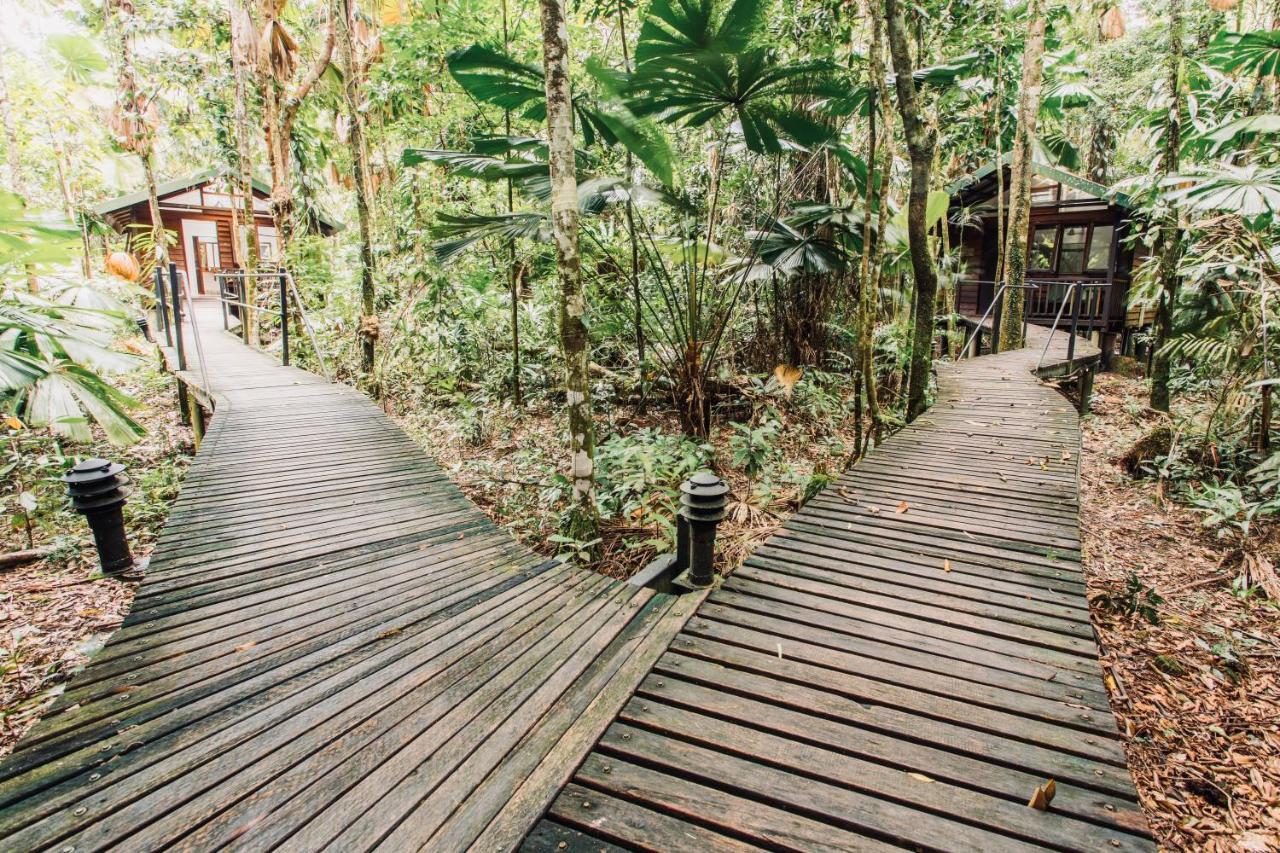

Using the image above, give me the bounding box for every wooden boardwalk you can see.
[1,299,1151,850]
[525,330,1156,851]
[0,300,696,851]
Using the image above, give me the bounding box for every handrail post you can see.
[218,274,228,330]
[991,285,1004,354]
[1068,281,1083,363]
[279,269,290,367]
[168,263,186,371]
[154,267,172,347]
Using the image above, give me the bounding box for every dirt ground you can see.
[1,363,192,755]
[1080,373,1280,851]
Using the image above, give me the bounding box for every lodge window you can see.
[1030,225,1057,270]
[1087,225,1114,270]
[197,239,220,270]
[1058,226,1087,274]
[1027,222,1114,275]
[259,236,278,262]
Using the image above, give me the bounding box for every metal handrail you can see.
[1036,280,1110,371]
[958,281,1039,360]
[285,272,332,382]
[174,269,211,393]
[213,268,332,382]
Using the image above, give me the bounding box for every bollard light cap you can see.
[62,459,126,484]
[679,470,729,521]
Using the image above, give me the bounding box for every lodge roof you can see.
[946,152,1134,209]
[91,168,342,233]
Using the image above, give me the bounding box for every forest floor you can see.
[398,374,863,578]
[1081,372,1280,851]
[0,359,192,756]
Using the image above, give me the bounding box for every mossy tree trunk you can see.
[538,0,598,542]
[885,0,939,422]
[997,0,1046,351]
[1150,0,1184,413]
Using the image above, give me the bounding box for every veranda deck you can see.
[0,300,697,851]
[523,329,1156,851]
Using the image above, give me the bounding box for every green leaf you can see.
[447,44,547,117]
[1204,29,1280,78]
[581,101,675,187]
[1163,165,1280,219]
[46,35,107,84]
[430,211,551,262]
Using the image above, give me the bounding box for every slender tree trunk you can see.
[503,0,522,407]
[334,0,378,379]
[230,0,262,339]
[885,0,939,422]
[538,0,597,540]
[992,16,1006,286]
[998,0,1047,350]
[0,50,36,293]
[48,129,92,277]
[858,0,886,437]
[106,0,169,280]
[617,0,644,389]
[1150,0,1184,412]
[0,56,21,190]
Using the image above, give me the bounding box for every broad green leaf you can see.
[47,35,107,84]
[1205,29,1280,78]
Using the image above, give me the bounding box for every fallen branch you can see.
[0,547,55,571]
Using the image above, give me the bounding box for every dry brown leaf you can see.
[233,641,257,653]
[895,501,910,514]
[942,558,951,573]
[1027,778,1056,810]
[773,364,803,398]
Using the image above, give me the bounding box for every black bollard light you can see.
[678,470,729,588]
[63,458,134,575]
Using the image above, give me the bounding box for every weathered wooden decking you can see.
[0,300,696,850]
[525,330,1155,851]
[2,300,1150,850]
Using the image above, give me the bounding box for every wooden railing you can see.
[955,278,1114,328]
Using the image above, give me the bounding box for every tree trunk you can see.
[0,56,21,190]
[106,0,169,280]
[885,0,939,422]
[1150,0,1184,413]
[997,0,1047,351]
[230,0,261,341]
[334,0,378,379]
[254,1,333,247]
[538,0,597,541]
[503,0,523,408]
[616,0,644,388]
[857,0,886,437]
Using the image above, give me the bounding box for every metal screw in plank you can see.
[63,459,134,575]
